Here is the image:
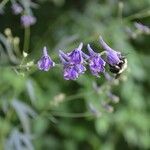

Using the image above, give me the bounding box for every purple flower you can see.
[68,43,84,64]
[63,65,79,80]
[21,15,36,27]
[37,47,55,71]
[87,44,106,77]
[59,43,86,80]
[63,64,86,80]
[12,3,23,15]
[134,22,150,34]
[99,36,121,65]
[76,64,86,74]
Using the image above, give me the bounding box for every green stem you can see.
[124,8,150,21]
[118,2,123,23]
[50,111,94,118]
[63,91,93,102]
[38,74,117,119]
[23,27,30,53]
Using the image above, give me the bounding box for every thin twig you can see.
[51,111,94,118]
[124,8,150,21]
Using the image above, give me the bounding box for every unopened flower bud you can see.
[4,28,12,36]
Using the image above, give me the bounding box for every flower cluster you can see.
[21,15,36,27]
[12,3,23,15]
[11,2,36,27]
[59,43,86,80]
[37,36,126,80]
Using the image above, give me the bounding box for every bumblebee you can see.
[109,56,128,78]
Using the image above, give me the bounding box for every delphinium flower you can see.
[59,43,86,80]
[134,22,150,34]
[99,36,128,78]
[59,55,79,80]
[99,36,122,66]
[21,15,36,27]
[108,92,120,103]
[86,44,106,77]
[12,3,23,15]
[37,46,55,71]
[88,103,101,117]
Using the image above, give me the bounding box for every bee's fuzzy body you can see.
[109,56,128,78]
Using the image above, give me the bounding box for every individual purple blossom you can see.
[59,54,86,80]
[59,55,86,80]
[67,43,84,64]
[21,15,36,27]
[87,44,106,77]
[63,65,80,80]
[12,3,23,15]
[99,36,121,66]
[59,52,78,80]
[59,43,86,80]
[37,46,55,71]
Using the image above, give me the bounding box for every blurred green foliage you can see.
[0,0,150,150]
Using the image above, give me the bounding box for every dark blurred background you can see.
[0,0,150,150]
